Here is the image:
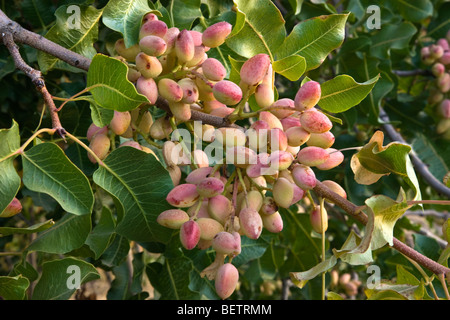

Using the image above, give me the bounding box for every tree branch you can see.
[313,180,450,277]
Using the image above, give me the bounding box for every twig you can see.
[379,108,450,199]
[1,32,66,139]
[313,180,450,277]
[392,69,433,77]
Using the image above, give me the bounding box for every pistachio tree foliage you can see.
[0,0,449,301]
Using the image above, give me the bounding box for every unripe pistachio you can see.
[297,146,330,167]
[139,35,167,56]
[321,180,347,202]
[306,131,335,149]
[139,20,168,39]
[114,39,140,62]
[260,196,278,215]
[166,183,200,207]
[88,133,110,163]
[202,58,227,81]
[239,54,271,87]
[432,63,446,78]
[159,53,176,74]
[212,232,241,256]
[438,99,450,118]
[226,146,257,168]
[208,194,233,224]
[135,52,163,79]
[86,123,108,142]
[127,67,141,82]
[262,211,283,233]
[269,98,296,119]
[110,111,131,135]
[175,29,195,63]
[136,76,158,104]
[259,111,283,130]
[162,140,180,167]
[202,21,232,48]
[150,117,173,140]
[163,27,180,54]
[169,101,191,122]
[197,177,225,198]
[428,89,444,105]
[212,80,243,105]
[292,164,316,190]
[215,263,239,300]
[255,83,275,108]
[285,126,311,147]
[273,177,294,208]
[157,209,189,229]
[437,118,450,134]
[180,220,201,250]
[316,148,344,170]
[120,125,134,138]
[430,44,444,59]
[239,207,263,239]
[168,165,181,186]
[197,217,224,240]
[1,197,22,218]
[136,111,154,134]
[437,73,450,93]
[310,205,328,234]
[294,81,321,111]
[239,190,263,212]
[299,108,333,134]
[158,78,183,102]
[246,126,269,152]
[214,127,247,148]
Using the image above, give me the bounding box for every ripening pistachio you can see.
[247,125,269,152]
[189,30,203,46]
[166,183,200,207]
[315,148,343,171]
[1,197,22,218]
[297,146,330,167]
[215,263,239,300]
[169,101,191,122]
[192,149,210,168]
[226,146,258,168]
[255,83,275,109]
[210,106,235,117]
[239,54,271,87]
[436,118,450,134]
[285,126,311,147]
[202,58,227,81]
[202,21,232,48]
[259,111,283,130]
[321,180,347,202]
[178,78,199,104]
[158,78,183,102]
[299,108,333,134]
[159,53,176,74]
[432,63,446,78]
[88,133,110,163]
[430,44,444,60]
[260,196,278,215]
[110,111,131,136]
[239,207,263,239]
[203,99,226,113]
[268,128,288,151]
[142,12,159,23]
[440,52,450,65]
[212,232,241,256]
[438,38,450,51]
[86,123,108,142]
[239,190,264,212]
[208,194,233,224]
[119,140,143,150]
[197,217,225,240]
[272,177,294,208]
[212,80,243,105]
[187,198,210,219]
[127,67,141,82]
[139,20,168,39]
[186,45,207,67]
[428,89,444,105]
[291,184,305,205]
[150,117,173,140]
[180,220,201,250]
[269,150,294,171]
[168,165,181,186]
[139,35,167,56]
[214,127,247,148]
[310,205,328,234]
[262,211,283,233]
[185,167,213,185]
[306,131,335,149]
[175,29,195,63]
[281,116,301,131]
[135,110,153,135]
[135,52,163,79]
[292,164,316,190]
[162,140,180,167]
[157,209,189,229]
[294,81,321,111]
[163,27,180,54]
[197,177,225,198]
[114,39,140,62]
[438,99,450,118]
[437,73,450,93]
[269,98,296,119]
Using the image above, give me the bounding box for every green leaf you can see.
[276,14,348,70]
[272,55,307,81]
[85,206,116,259]
[427,2,450,39]
[102,0,157,48]
[86,54,149,111]
[27,212,92,254]
[0,276,30,300]
[0,219,55,236]
[37,5,103,73]
[21,0,56,30]
[93,147,174,243]
[326,291,344,300]
[32,257,100,300]
[231,235,270,268]
[225,0,286,60]
[101,234,130,267]
[164,0,202,30]
[21,143,94,216]
[74,92,114,128]
[318,74,380,113]
[369,22,417,59]
[395,0,433,23]
[0,120,21,215]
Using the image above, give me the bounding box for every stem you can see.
[438,273,450,300]
[320,197,326,301]
[169,117,198,169]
